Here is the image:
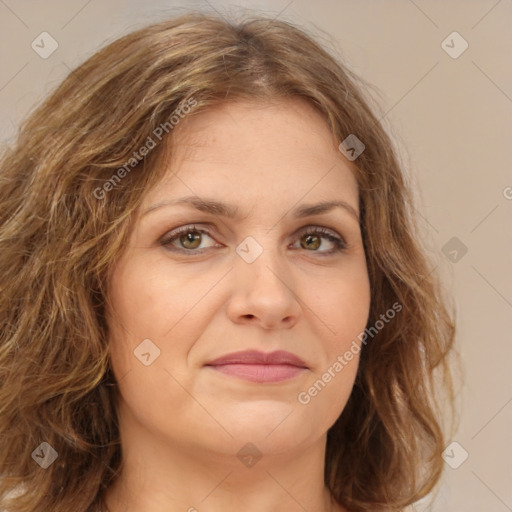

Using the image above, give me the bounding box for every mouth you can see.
[204,350,309,383]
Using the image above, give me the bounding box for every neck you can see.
[102,409,345,512]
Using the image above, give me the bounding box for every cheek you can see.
[298,265,370,409]
[107,251,221,340]
[105,253,227,396]
[105,259,205,431]
[297,281,368,428]
[308,263,371,344]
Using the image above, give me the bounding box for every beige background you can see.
[1,1,511,510]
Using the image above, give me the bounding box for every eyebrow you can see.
[142,196,360,222]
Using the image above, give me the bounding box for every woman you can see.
[0,11,456,512]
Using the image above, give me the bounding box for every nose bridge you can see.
[228,232,301,328]
[235,233,287,286]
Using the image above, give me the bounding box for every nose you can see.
[225,242,301,330]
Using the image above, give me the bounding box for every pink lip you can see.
[205,350,308,383]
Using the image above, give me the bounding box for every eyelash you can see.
[159,224,347,256]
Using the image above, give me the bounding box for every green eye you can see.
[294,227,346,254]
[179,231,203,250]
[161,225,217,253]
[160,225,347,256]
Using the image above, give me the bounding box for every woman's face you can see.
[106,98,371,460]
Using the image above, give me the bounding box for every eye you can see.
[291,226,347,255]
[159,224,347,256]
[160,225,219,253]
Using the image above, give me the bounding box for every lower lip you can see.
[207,363,307,383]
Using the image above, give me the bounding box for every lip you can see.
[205,350,309,383]
[206,350,308,367]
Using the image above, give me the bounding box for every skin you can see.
[104,97,371,512]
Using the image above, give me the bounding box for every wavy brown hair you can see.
[0,11,456,512]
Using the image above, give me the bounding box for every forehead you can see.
[141,98,359,214]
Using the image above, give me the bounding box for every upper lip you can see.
[205,350,308,368]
